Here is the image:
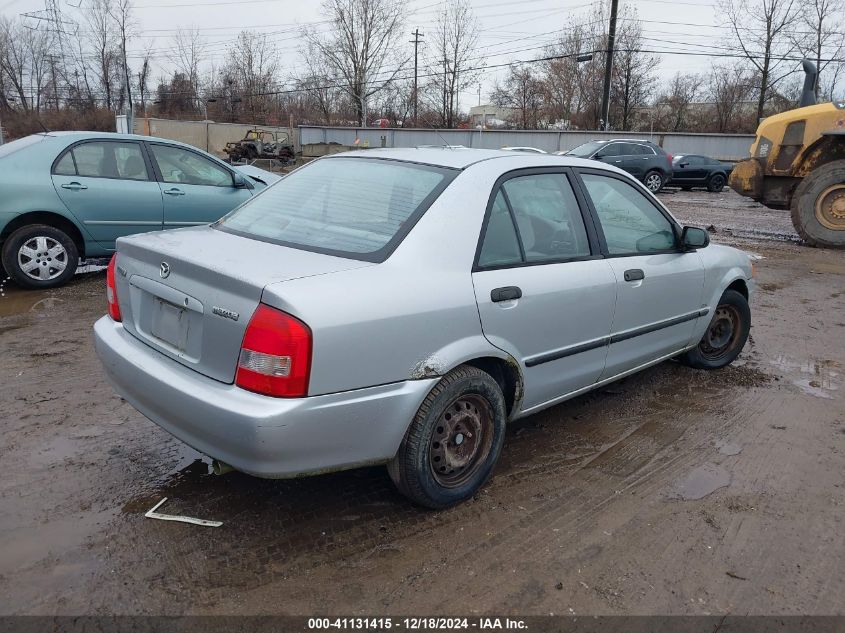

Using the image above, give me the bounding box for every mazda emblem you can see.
[160,262,170,278]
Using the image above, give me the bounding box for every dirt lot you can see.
[0,189,843,616]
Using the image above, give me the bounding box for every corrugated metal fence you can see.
[299,126,755,161]
[133,118,297,156]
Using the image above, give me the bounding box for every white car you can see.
[501,146,547,154]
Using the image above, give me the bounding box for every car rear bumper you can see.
[93,316,436,478]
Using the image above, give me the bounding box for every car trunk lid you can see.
[114,225,372,384]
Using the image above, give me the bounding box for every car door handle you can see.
[163,188,185,196]
[61,182,87,191]
[491,286,522,302]
[624,269,645,282]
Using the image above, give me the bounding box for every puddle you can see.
[768,356,841,399]
[669,463,731,500]
[0,287,65,318]
[715,440,742,456]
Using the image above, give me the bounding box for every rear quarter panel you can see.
[0,136,96,244]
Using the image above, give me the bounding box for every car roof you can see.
[323,147,622,172]
[33,130,208,153]
[591,138,654,144]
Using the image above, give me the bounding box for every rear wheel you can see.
[680,289,750,369]
[790,160,845,248]
[644,170,665,193]
[707,173,726,192]
[388,365,506,509]
[1,224,79,289]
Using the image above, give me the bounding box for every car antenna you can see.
[36,119,51,133]
[417,111,454,150]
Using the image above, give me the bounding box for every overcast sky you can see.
[2,0,746,104]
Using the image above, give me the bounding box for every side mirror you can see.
[233,172,248,188]
[593,153,604,160]
[681,225,709,249]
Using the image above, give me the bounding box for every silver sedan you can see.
[94,148,755,509]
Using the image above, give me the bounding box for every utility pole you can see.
[410,29,423,127]
[443,56,448,127]
[600,0,619,131]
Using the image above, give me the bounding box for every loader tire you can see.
[791,160,845,248]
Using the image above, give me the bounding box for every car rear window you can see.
[216,157,455,262]
[566,141,604,157]
[0,134,44,159]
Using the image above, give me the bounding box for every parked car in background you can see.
[563,139,673,193]
[94,147,754,509]
[501,146,547,154]
[671,154,734,192]
[0,132,275,289]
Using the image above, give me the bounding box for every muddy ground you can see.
[0,189,843,616]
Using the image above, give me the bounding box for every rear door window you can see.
[217,157,455,261]
[501,174,590,262]
[53,152,76,175]
[67,141,149,180]
[478,173,591,268]
[599,143,622,157]
[478,191,522,268]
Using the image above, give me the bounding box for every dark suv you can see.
[562,139,673,193]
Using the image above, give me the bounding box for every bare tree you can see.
[298,45,346,124]
[137,44,153,115]
[222,30,278,122]
[109,0,135,114]
[0,18,34,110]
[720,0,800,121]
[170,27,205,110]
[610,12,659,130]
[656,72,704,131]
[426,0,480,127]
[491,65,545,129]
[541,23,593,129]
[792,0,845,98]
[306,0,408,125]
[707,62,755,132]
[86,0,119,109]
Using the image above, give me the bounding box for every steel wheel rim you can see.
[815,184,845,231]
[646,174,662,191]
[429,393,494,488]
[699,304,742,361]
[17,236,68,281]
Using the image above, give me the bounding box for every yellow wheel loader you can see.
[730,61,845,248]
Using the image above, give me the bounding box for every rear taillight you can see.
[666,153,673,162]
[106,255,122,322]
[235,304,311,398]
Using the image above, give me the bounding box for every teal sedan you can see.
[0,131,278,289]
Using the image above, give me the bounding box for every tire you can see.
[707,173,727,193]
[1,224,79,290]
[680,289,750,370]
[790,160,845,248]
[388,365,507,509]
[644,170,665,193]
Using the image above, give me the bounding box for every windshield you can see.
[0,134,44,159]
[566,141,604,158]
[217,157,455,262]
